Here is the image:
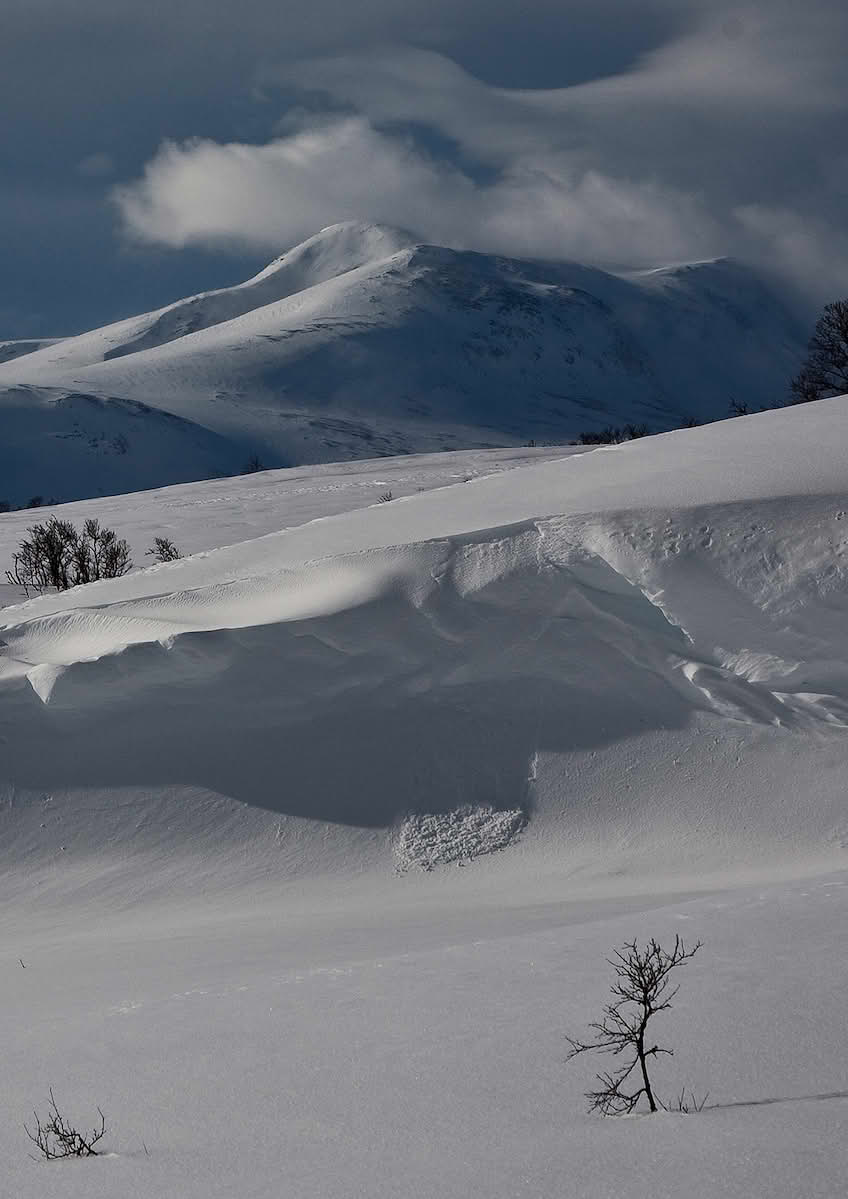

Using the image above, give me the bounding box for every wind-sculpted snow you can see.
[0,521,699,723]
[0,221,806,503]
[1,402,847,1199]
[3,400,848,889]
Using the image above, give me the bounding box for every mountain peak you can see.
[249,221,418,288]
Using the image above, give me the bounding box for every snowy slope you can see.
[0,385,242,509]
[0,402,847,1197]
[0,225,413,374]
[0,223,805,504]
[0,443,579,607]
[2,396,848,888]
[0,338,65,365]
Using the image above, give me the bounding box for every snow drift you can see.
[1,401,847,1199]
[2,398,848,901]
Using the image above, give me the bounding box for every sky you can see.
[2,0,846,336]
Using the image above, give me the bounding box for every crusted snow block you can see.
[394,804,527,872]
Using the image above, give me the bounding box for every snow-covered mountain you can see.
[0,222,805,505]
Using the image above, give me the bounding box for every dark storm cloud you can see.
[2,1,846,333]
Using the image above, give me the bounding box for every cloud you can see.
[5,0,848,333]
[114,1,848,304]
[114,119,474,252]
[735,205,848,303]
[114,116,725,270]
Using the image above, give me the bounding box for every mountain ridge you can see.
[0,222,806,504]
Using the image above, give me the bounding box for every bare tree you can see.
[566,935,702,1115]
[24,1090,106,1160]
[791,299,848,403]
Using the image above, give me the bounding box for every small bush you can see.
[623,423,650,440]
[577,424,651,445]
[25,1090,106,1160]
[377,490,394,503]
[146,536,182,563]
[661,1088,709,1114]
[5,516,132,596]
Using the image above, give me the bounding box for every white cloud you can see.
[115,119,472,251]
[114,1,848,302]
[114,116,725,271]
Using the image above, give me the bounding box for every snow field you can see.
[0,871,845,1199]
[0,400,847,1195]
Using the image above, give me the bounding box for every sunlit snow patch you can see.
[394,805,527,872]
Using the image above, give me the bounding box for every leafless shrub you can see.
[24,1090,106,1160]
[566,935,702,1115]
[577,424,651,445]
[660,1088,709,1114]
[146,536,182,563]
[377,490,394,503]
[75,519,132,584]
[5,516,131,596]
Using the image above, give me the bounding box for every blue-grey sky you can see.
[3,0,846,335]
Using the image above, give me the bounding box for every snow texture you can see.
[394,804,527,871]
[0,397,847,1198]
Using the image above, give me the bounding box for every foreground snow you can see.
[1,873,845,1199]
[1,401,847,1196]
